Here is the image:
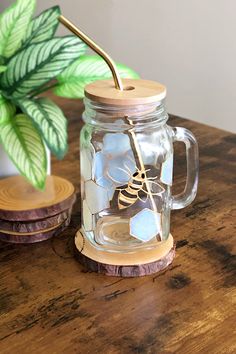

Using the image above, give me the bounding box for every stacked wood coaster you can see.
[0,175,76,244]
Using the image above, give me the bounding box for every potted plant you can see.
[0,0,138,189]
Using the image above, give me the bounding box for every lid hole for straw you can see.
[123,86,135,91]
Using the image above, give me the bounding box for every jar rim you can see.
[83,97,168,128]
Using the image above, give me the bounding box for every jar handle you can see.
[171,127,199,210]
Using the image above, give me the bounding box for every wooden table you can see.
[0,98,235,354]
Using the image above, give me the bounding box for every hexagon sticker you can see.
[103,133,131,156]
[96,176,115,201]
[80,145,95,181]
[82,200,94,231]
[107,154,136,185]
[85,180,110,214]
[160,153,173,186]
[130,208,161,242]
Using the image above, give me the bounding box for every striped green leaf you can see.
[0,113,47,190]
[22,6,61,48]
[54,55,139,98]
[0,57,5,65]
[18,97,67,159]
[0,0,36,58]
[0,95,16,124]
[2,36,87,99]
[0,65,7,73]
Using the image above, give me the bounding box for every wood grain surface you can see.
[85,78,166,105]
[0,96,235,354]
[0,175,75,221]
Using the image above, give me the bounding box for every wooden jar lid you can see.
[0,175,75,221]
[85,78,166,106]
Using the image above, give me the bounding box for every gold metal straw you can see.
[59,15,158,223]
[58,15,123,91]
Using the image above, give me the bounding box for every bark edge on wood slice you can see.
[0,175,76,221]
[0,216,71,244]
[0,221,65,236]
[74,230,175,277]
[0,208,72,233]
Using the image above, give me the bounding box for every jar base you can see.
[74,229,175,277]
[84,215,168,253]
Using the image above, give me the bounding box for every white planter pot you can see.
[0,144,51,178]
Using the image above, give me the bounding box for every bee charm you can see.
[117,168,164,210]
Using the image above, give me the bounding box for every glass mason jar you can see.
[80,80,199,253]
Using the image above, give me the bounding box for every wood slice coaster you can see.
[0,208,72,233]
[74,230,175,277]
[0,175,76,221]
[0,216,71,244]
[0,220,65,236]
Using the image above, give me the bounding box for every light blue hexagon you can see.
[130,208,161,242]
[160,153,173,186]
[81,147,94,181]
[102,133,131,156]
[94,151,106,181]
[107,154,136,185]
[96,175,115,201]
[82,200,94,231]
[93,131,137,194]
[85,180,110,214]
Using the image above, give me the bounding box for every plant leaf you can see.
[54,55,140,98]
[22,6,61,48]
[0,0,36,58]
[0,113,47,190]
[18,97,67,159]
[0,65,7,73]
[1,36,87,99]
[0,56,5,65]
[0,95,16,124]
